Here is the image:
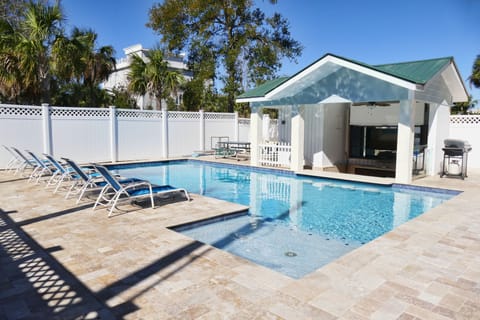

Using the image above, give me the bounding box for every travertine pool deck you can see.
[0,165,479,319]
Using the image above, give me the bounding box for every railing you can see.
[258,142,291,168]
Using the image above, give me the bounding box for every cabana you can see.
[236,54,469,183]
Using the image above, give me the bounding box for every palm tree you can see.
[51,28,116,106]
[14,1,63,103]
[451,95,477,115]
[0,19,23,102]
[469,55,480,89]
[128,48,184,110]
[76,30,116,106]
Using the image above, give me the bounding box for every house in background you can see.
[102,44,193,110]
[237,54,469,183]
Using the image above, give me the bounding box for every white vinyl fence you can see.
[0,104,250,169]
[449,115,480,169]
[2,104,480,171]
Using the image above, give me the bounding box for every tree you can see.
[469,55,480,89]
[148,0,302,112]
[0,0,49,28]
[0,1,64,104]
[127,48,185,110]
[16,1,63,103]
[109,86,137,108]
[451,95,477,115]
[1,2,117,106]
[51,28,116,106]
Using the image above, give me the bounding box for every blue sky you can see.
[62,0,480,104]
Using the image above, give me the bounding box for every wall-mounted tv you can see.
[349,125,398,159]
[366,126,397,151]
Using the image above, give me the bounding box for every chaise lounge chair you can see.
[10,147,37,176]
[42,154,87,193]
[25,150,54,183]
[62,158,143,204]
[92,165,190,217]
[2,145,23,173]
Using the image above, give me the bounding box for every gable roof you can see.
[237,77,289,99]
[237,54,460,101]
[373,57,452,84]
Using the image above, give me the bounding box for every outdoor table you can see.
[215,141,251,159]
[217,141,251,153]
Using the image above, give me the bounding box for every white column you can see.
[290,105,305,171]
[162,106,169,158]
[234,111,239,141]
[426,101,450,175]
[199,109,205,151]
[395,93,415,183]
[42,103,53,155]
[250,107,263,166]
[109,106,118,162]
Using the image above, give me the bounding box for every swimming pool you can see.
[112,160,458,278]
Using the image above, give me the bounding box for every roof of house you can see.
[237,54,454,100]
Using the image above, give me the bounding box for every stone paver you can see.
[1,164,479,319]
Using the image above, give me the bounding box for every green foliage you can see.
[148,0,302,112]
[127,48,185,109]
[0,1,116,107]
[469,55,480,89]
[0,0,50,28]
[109,86,137,109]
[451,95,477,115]
[51,82,111,107]
[0,1,64,104]
[182,78,219,111]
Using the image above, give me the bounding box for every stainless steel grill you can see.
[440,139,472,179]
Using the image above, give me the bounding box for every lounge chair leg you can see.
[77,182,92,204]
[107,195,121,217]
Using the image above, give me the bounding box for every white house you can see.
[102,44,193,110]
[237,54,469,183]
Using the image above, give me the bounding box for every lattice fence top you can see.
[168,111,200,120]
[0,104,43,118]
[450,115,480,125]
[205,112,235,120]
[117,109,163,119]
[50,107,110,118]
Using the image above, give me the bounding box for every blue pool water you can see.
[112,160,457,278]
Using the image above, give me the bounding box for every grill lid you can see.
[444,139,472,152]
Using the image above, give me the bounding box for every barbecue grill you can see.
[440,139,472,179]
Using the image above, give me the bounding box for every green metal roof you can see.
[373,57,452,84]
[237,77,290,99]
[237,55,453,100]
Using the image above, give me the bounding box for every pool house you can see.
[237,54,469,183]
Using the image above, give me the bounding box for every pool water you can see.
[112,160,457,278]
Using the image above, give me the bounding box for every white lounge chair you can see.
[25,151,54,183]
[62,158,143,204]
[92,165,190,217]
[9,147,37,176]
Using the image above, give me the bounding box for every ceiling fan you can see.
[351,101,398,107]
